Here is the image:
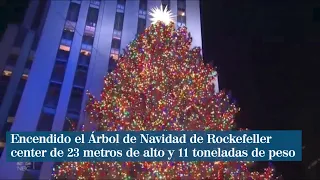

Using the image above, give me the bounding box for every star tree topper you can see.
[149,4,175,25]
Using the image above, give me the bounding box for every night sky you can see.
[201,1,320,179]
[1,0,319,179]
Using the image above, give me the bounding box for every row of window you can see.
[38,2,100,134]
[137,0,147,35]
[108,0,127,72]
[177,0,186,27]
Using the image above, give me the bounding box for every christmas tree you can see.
[52,6,276,180]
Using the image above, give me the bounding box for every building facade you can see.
[0,0,49,161]
[0,0,216,179]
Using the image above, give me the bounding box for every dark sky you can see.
[0,0,29,38]
[1,0,319,179]
[201,0,320,179]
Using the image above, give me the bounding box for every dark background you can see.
[1,0,320,179]
[201,1,320,179]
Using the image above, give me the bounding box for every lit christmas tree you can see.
[52,5,276,180]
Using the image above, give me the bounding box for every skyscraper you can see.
[0,0,49,162]
[0,0,217,179]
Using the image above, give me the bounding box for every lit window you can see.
[59,45,71,52]
[7,117,14,122]
[111,48,119,55]
[110,54,119,60]
[3,70,12,76]
[90,0,100,8]
[80,49,91,56]
[110,48,119,60]
[116,4,125,13]
[178,10,185,16]
[113,30,122,39]
[64,20,76,32]
[84,25,95,37]
[71,0,81,3]
[177,8,186,25]
[138,10,147,19]
[22,74,28,80]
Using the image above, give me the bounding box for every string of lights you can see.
[52,20,276,179]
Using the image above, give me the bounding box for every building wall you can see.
[0,0,50,158]
[0,0,204,179]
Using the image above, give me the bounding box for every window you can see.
[116,0,126,13]
[84,25,95,37]
[13,27,27,47]
[2,70,12,77]
[62,29,75,41]
[114,12,124,31]
[21,73,28,80]
[57,45,71,60]
[178,9,186,17]
[177,22,186,27]
[139,0,147,10]
[86,7,99,26]
[81,44,92,51]
[64,20,76,32]
[67,87,83,114]
[118,0,126,6]
[90,0,100,8]
[7,117,14,123]
[177,0,186,9]
[36,112,54,131]
[111,48,119,55]
[138,10,147,19]
[66,2,81,22]
[108,57,116,73]
[59,44,71,52]
[78,50,91,66]
[111,38,121,49]
[44,83,61,109]
[177,7,186,27]
[82,35,94,45]
[161,0,170,10]
[73,66,88,88]
[137,18,146,34]
[51,61,66,83]
[113,30,122,39]
[110,48,119,60]
[6,54,19,66]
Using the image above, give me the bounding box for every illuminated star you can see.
[149,4,174,25]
